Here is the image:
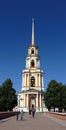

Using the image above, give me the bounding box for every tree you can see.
[62,85,66,111]
[55,83,63,112]
[0,79,17,111]
[44,80,64,112]
[44,91,52,111]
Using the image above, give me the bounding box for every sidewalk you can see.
[44,113,66,127]
[0,113,66,130]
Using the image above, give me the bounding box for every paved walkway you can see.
[0,113,66,130]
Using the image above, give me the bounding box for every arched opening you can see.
[31,76,35,87]
[31,60,34,67]
[29,95,36,110]
[31,48,34,54]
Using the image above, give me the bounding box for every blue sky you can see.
[0,0,66,92]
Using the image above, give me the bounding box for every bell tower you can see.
[26,19,40,70]
[18,19,45,112]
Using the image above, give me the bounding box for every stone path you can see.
[0,113,66,130]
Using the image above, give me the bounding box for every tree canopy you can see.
[0,79,17,111]
[44,80,66,112]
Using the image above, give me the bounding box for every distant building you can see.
[18,19,45,112]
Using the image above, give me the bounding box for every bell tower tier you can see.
[26,45,40,69]
[18,19,45,112]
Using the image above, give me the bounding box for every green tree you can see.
[44,80,63,112]
[0,79,17,111]
[44,91,52,111]
[55,83,63,112]
[62,85,66,111]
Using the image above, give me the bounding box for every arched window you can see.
[31,48,34,54]
[31,76,35,87]
[31,60,34,67]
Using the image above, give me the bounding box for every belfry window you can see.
[31,76,35,87]
[31,48,34,54]
[31,60,34,67]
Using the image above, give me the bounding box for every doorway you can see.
[29,95,36,110]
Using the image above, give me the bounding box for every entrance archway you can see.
[29,95,36,110]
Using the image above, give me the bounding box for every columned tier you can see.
[18,89,44,112]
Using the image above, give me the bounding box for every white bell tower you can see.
[18,19,45,112]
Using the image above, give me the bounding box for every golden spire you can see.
[32,18,34,45]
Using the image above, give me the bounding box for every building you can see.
[18,19,45,112]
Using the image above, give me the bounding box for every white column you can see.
[36,74,37,87]
[27,94,28,107]
[37,74,38,87]
[29,73,30,89]
[21,74,23,89]
[24,94,25,107]
[40,94,41,107]
[25,74,26,87]
[42,75,44,90]
[39,74,41,86]
[26,74,27,87]
[37,94,38,107]
[22,74,25,90]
